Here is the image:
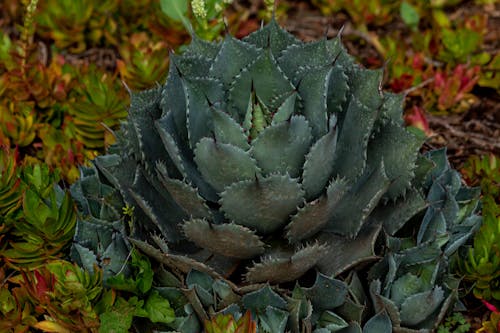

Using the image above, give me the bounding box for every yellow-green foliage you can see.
[0,147,76,270]
[459,155,500,300]
[0,261,103,332]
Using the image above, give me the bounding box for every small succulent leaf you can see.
[212,280,241,308]
[335,323,363,333]
[332,97,377,182]
[220,174,304,234]
[278,39,333,80]
[317,222,382,277]
[171,53,213,79]
[186,269,214,292]
[101,235,132,281]
[301,123,338,200]
[399,287,444,326]
[271,92,297,125]
[390,273,426,307]
[258,306,289,333]
[244,243,328,283]
[296,66,332,139]
[369,290,402,328]
[210,35,261,88]
[211,108,250,150]
[286,178,348,243]
[161,64,188,140]
[417,209,446,244]
[184,77,224,148]
[130,169,185,243]
[372,188,427,236]
[376,93,404,127]
[228,51,295,123]
[334,298,366,324]
[287,293,312,333]
[129,88,174,175]
[242,285,287,313]
[317,311,349,331]
[251,115,312,178]
[367,121,423,199]
[325,161,390,238]
[194,138,260,193]
[396,243,442,268]
[362,310,392,333]
[302,273,348,312]
[183,219,265,259]
[71,243,98,275]
[444,215,481,256]
[156,166,212,219]
[326,37,355,68]
[184,35,221,59]
[155,114,218,202]
[348,68,383,110]
[244,19,301,58]
[412,155,435,189]
[326,66,349,114]
[423,149,450,188]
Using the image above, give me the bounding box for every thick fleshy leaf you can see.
[183,77,224,148]
[228,50,295,123]
[245,243,328,283]
[317,222,382,276]
[301,122,338,200]
[372,188,427,236]
[399,288,444,326]
[271,91,297,125]
[348,68,383,110]
[296,66,333,139]
[326,66,349,114]
[209,35,261,87]
[278,39,334,80]
[183,219,265,259]
[317,311,349,331]
[363,311,392,333]
[220,174,304,234]
[332,97,377,181]
[155,113,218,202]
[258,306,289,333]
[244,19,301,58]
[156,166,211,219]
[242,285,287,312]
[367,121,423,199]
[324,162,390,238]
[211,108,249,150]
[286,178,349,243]
[251,115,312,178]
[194,138,260,193]
[302,273,348,311]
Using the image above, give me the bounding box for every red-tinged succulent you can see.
[432,64,480,113]
[35,0,119,53]
[205,311,257,333]
[117,33,170,90]
[0,261,103,333]
[404,105,433,137]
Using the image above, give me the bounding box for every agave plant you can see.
[71,20,481,332]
